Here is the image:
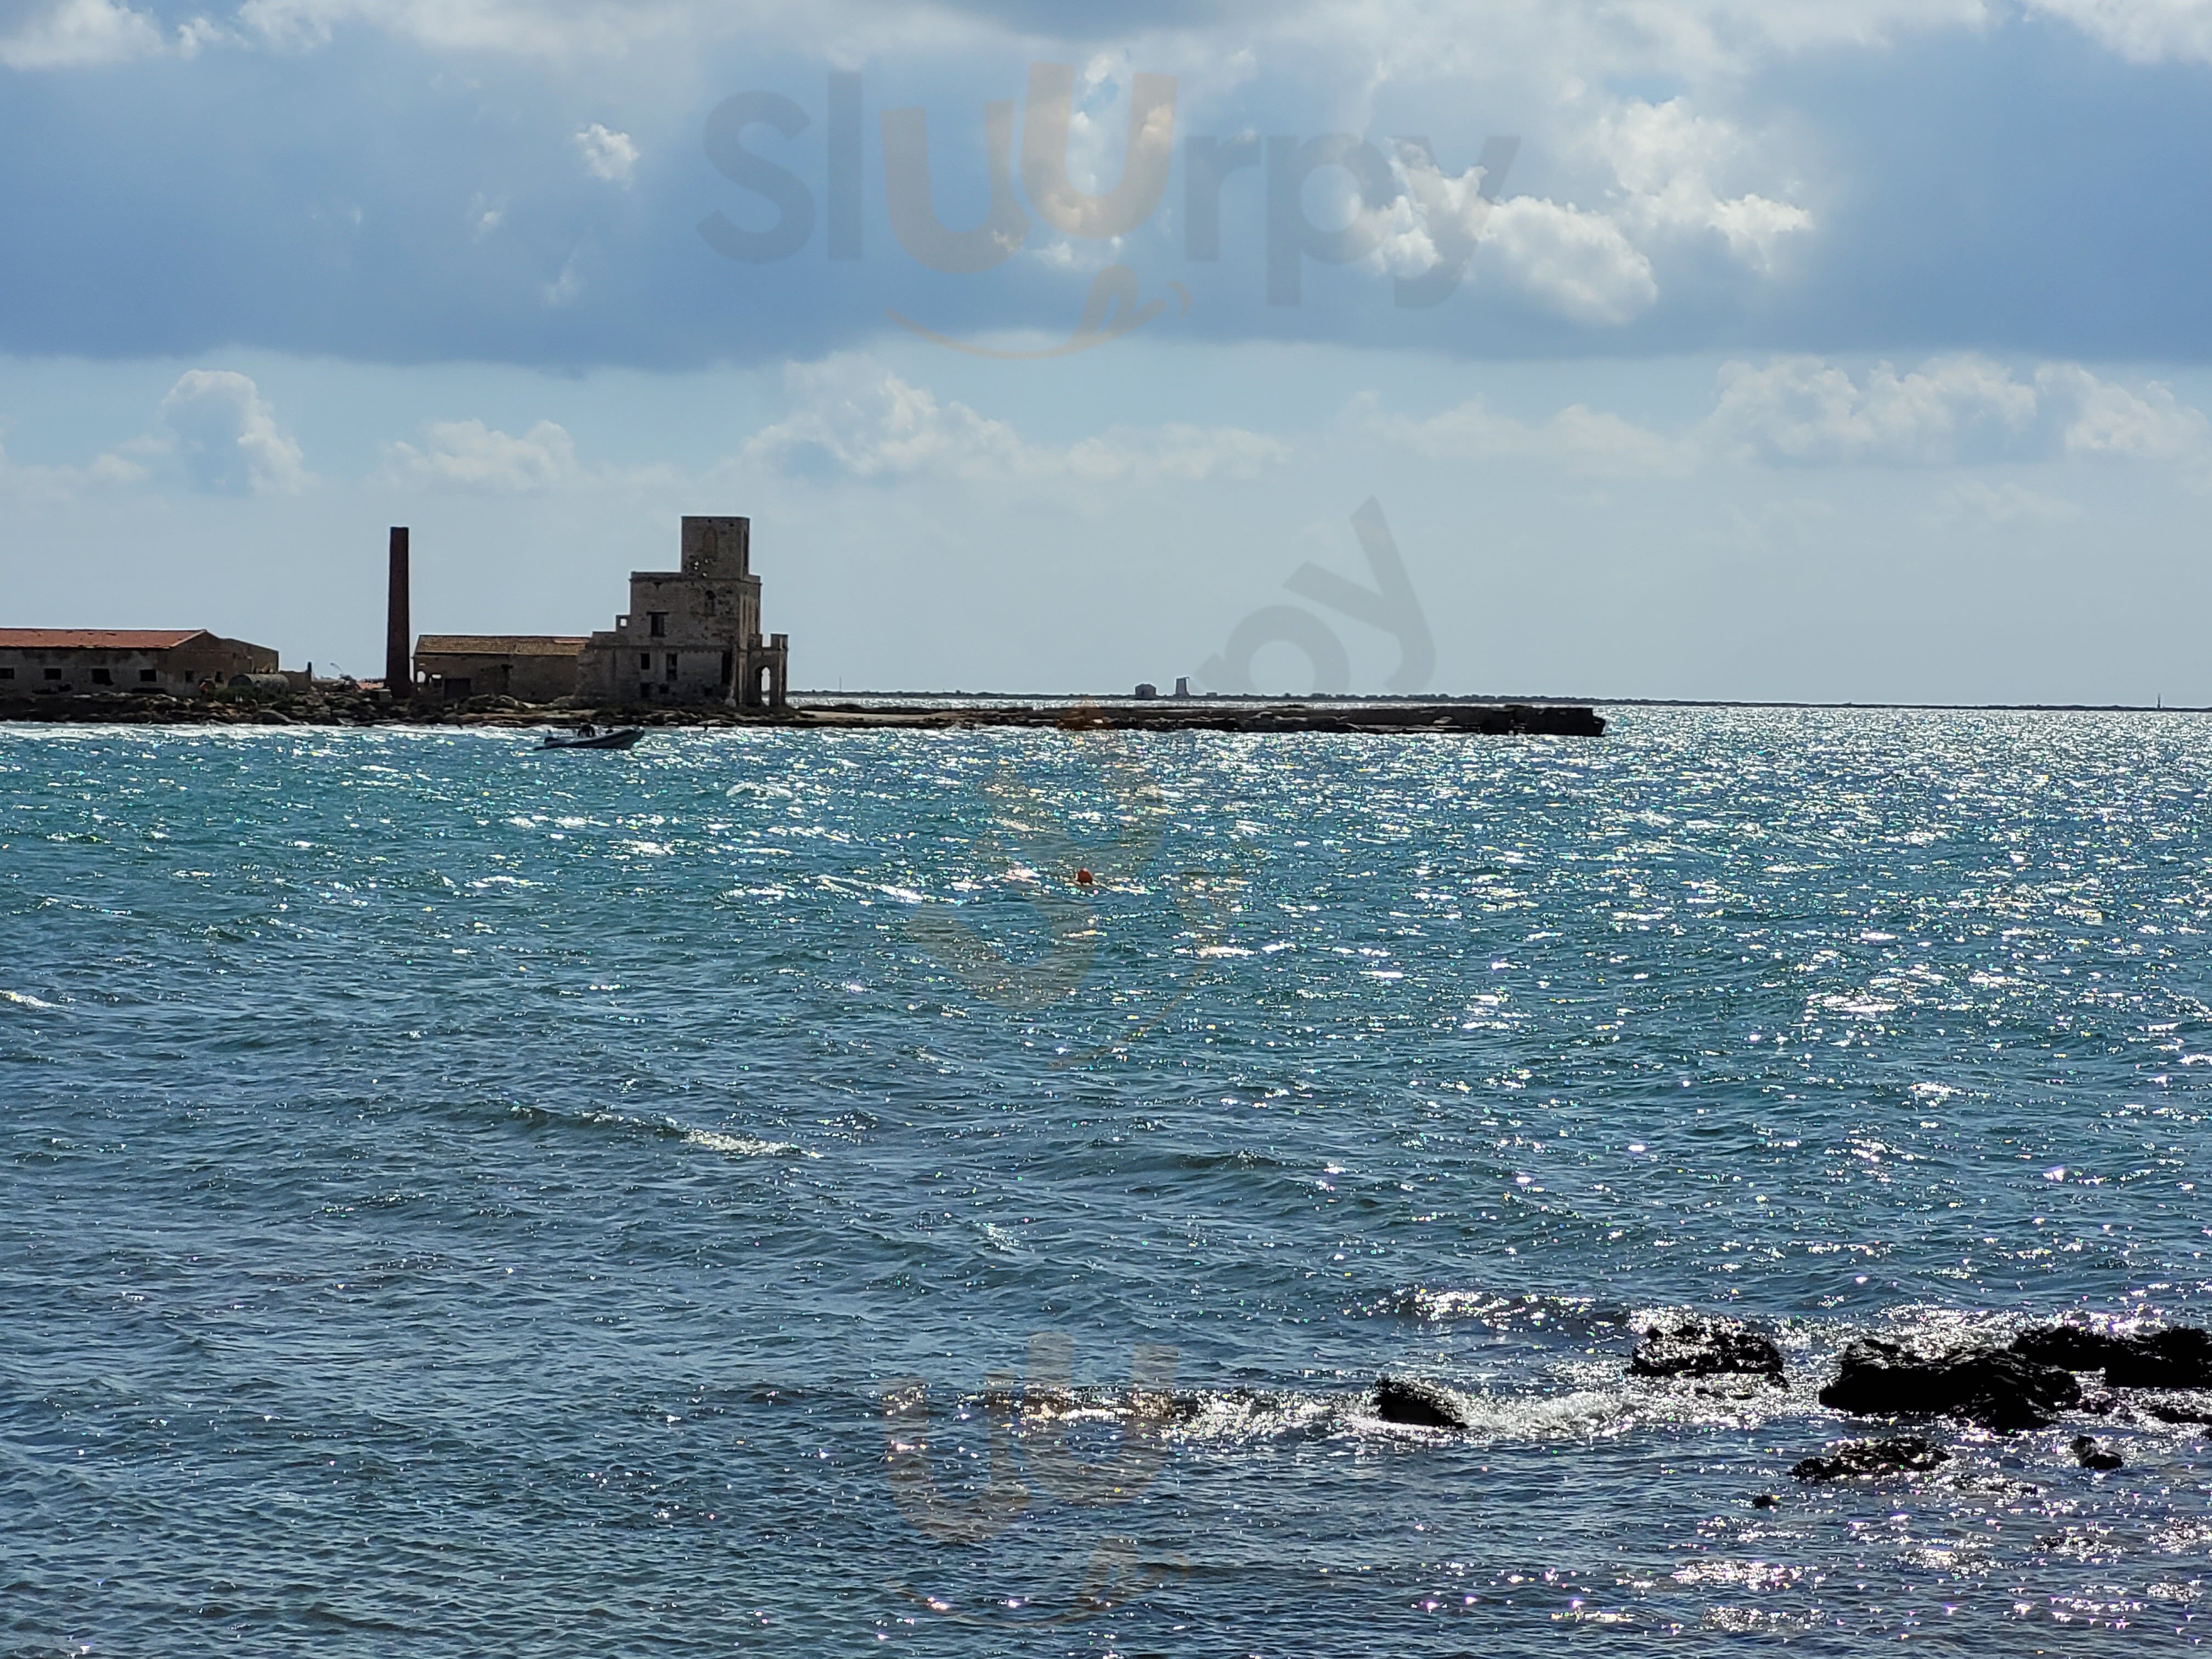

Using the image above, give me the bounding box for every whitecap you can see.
[0,989,60,1010]
[683,1127,816,1159]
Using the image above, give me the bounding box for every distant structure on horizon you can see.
[407,515,790,709]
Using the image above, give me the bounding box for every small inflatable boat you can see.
[538,724,644,751]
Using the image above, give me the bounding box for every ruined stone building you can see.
[413,636,588,702]
[0,629,276,694]
[575,516,788,708]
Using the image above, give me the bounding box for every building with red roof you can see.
[0,629,277,695]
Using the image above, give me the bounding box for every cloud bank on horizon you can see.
[0,0,2208,367]
[14,346,2210,512]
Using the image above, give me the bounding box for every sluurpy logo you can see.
[1197,496,1435,696]
[904,720,1245,1062]
[699,67,1518,352]
[882,1335,1188,1627]
[901,496,1426,1045]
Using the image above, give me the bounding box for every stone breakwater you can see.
[0,690,1606,736]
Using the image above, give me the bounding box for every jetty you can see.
[0,688,1603,736]
[797,699,1605,736]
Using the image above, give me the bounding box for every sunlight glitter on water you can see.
[5,709,2212,1652]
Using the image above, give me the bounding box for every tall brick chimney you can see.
[386,526,411,697]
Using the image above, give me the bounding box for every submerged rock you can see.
[1791,1435,1951,1482]
[1374,1375,1470,1430]
[1819,1340,2082,1432]
[2070,1435,2123,1470]
[2012,1324,2212,1389]
[1629,1319,1785,1384]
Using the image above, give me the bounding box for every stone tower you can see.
[575,516,789,707]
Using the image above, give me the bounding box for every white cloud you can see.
[1350,388,1691,474]
[1472,195,1658,325]
[1353,355,2212,483]
[0,435,147,503]
[1370,143,1505,281]
[1585,99,1813,273]
[1709,355,2212,475]
[58,0,1991,71]
[2022,0,2212,63]
[156,369,308,494]
[740,353,1288,487]
[30,0,2181,90]
[383,418,579,492]
[1708,355,2041,465]
[543,250,585,308]
[741,355,1022,479]
[1366,94,1807,323]
[1060,422,1289,484]
[167,358,2178,539]
[1268,0,1990,92]
[1934,478,2082,527]
[2037,363,2212,465]
[233,0,709,55]
[0,0,2002,104]
[575,122,637,185]
[0,0,166,68]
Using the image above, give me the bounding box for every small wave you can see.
[499,1103,815,1159]
[1391,1286,1617,1335]
[1165,1147,1290,1173]
[1339,1383,1689,1447]
[984,1372,1808,1452]
[681,1126,814,1159]
[1167,1387,1337,1443]
[0,989,61,1011]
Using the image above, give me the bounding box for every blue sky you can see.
[3,0,2210,700]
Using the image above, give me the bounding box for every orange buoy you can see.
[1075,868,1094,885]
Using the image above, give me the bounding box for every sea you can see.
[5,708,2212,1654]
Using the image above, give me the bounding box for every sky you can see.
[3,0,2210,702]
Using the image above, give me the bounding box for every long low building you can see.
[0,629,277,693]
[413,635,589,702]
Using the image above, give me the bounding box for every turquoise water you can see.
[5,710,2212,1652]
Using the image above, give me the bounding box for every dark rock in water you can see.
[2011,1324,2132,1372]
[2070,1434,2123,1470]
[2143,1400,2212,1426]
[1750,1493,1778,1509]
[2103,1329,2212,1389]
[1374,1375,1469,1430]
[1791,1435,1951,1482]
[1629,1319,1785,1383]
[2011,1323,2212,1389]
[1820,1340,2082,1432]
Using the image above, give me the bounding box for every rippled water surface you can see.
[7,709,2212,1652]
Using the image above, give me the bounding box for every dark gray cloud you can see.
[0,11,2207,368]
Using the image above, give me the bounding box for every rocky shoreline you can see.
[1359,1317,2212,1488]
[0,690,1606,736]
